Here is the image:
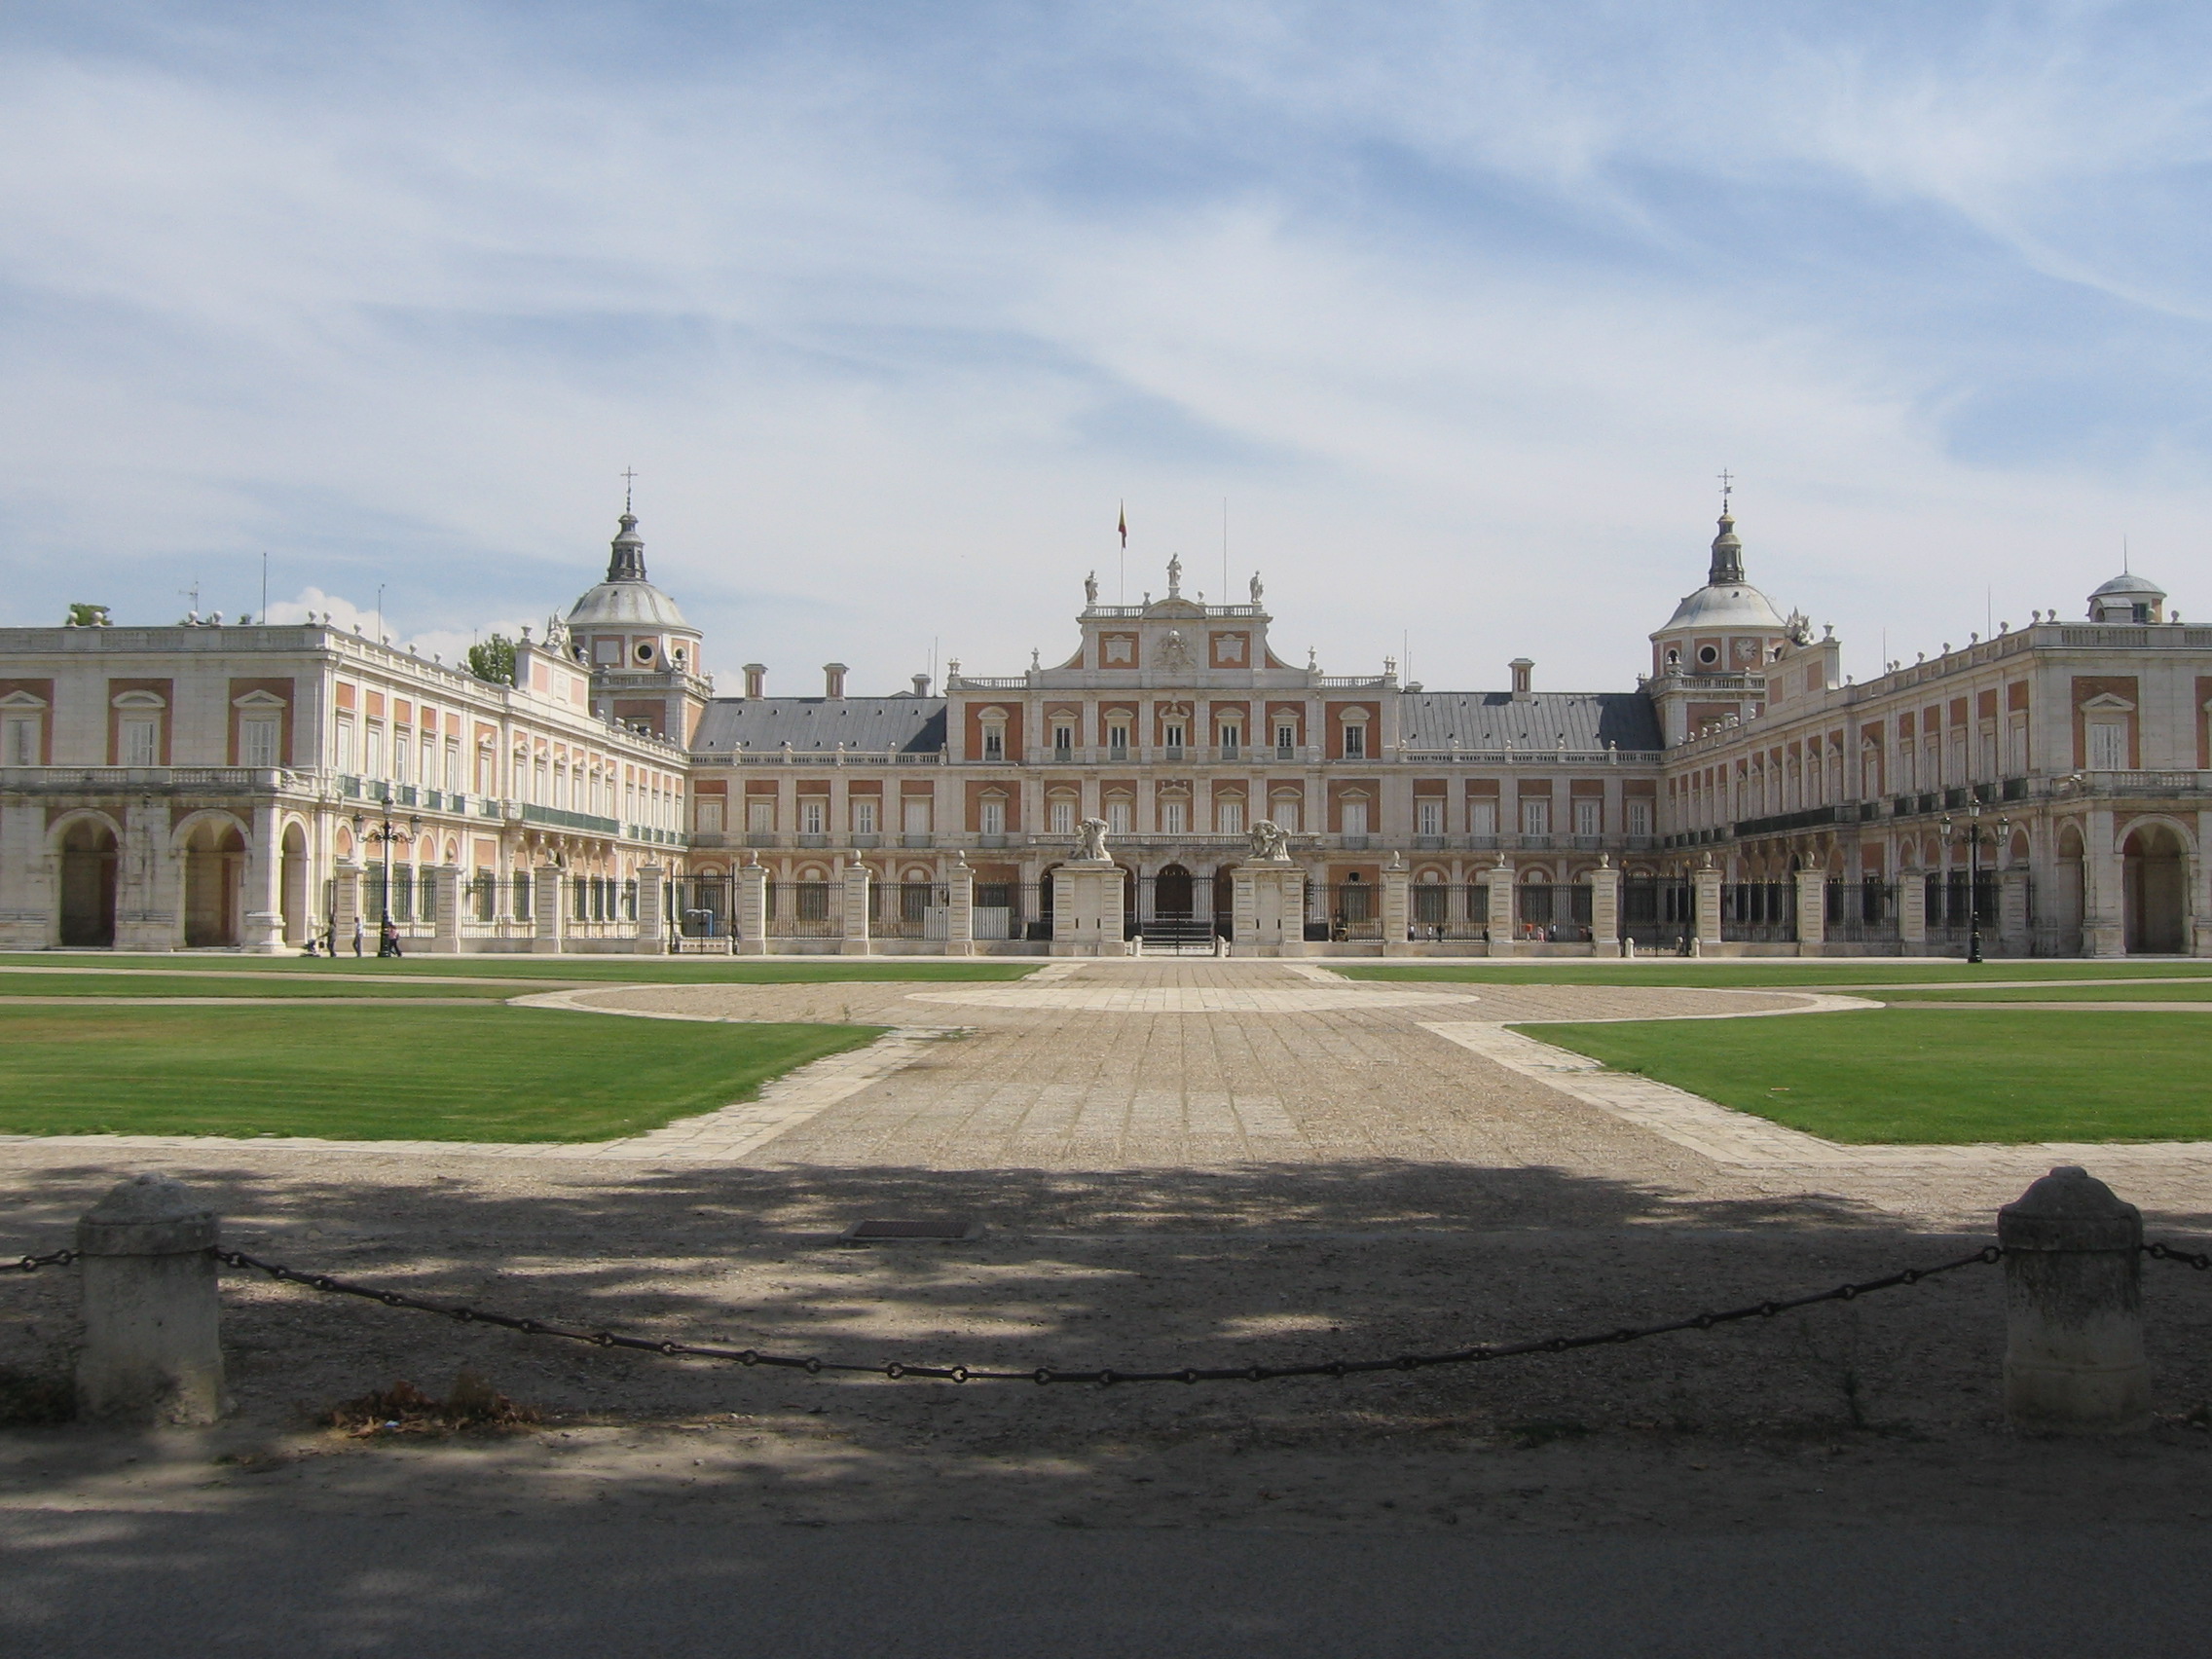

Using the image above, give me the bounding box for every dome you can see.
[1656,582,1788,633]
[2090,571,2164,600]
[563,510,696,633]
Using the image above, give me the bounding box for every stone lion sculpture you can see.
[1074,817,1110,861]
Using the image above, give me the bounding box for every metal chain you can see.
[4,1248,76,1274]
[2145,1240,2212,1272]
[215,1244,2004,1387]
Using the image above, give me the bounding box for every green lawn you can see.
[0,972,519,999]
[1525,1009,2212,1143]
[1333,960,2212,989]
[0,1005,883,1140]
[0,952,1038,984]
[1878,981,2212,1003]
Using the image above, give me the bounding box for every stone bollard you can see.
[75,1174,227,1425]
[1999,1165,2149,1434]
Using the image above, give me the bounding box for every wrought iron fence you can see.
[1721,881,1796,943]
[870,881,951,940]
[1513,882,1593,943]
[975,881,1048,940]
[1825,880,1898,942]
[1313,880,1382,942]
[669,875,735,948]
[1408,882,1488,942]
[765,880,838,939]
[1132,873,1228,942]
[1621,877,1694,949]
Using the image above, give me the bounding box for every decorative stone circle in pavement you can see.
[903,985,1479,1014]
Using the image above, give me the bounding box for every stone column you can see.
[735,858,768,955]
[2083,806,2123,957]
[1381,857,1412,956]
[2000,866,2032,956]
[116,797,177,951]
[1588,859,1622,958]
[75,1174,225,1425]
[944,854,975,956]
[429,864,461,954]
[1482,860,1516,957]
[1794,864,1826,956]
[330,859,360,952]
[1692,860,1723,950]
[1052,858,1124,956]
[2000,1166,2150,1434]
[841,856,872,955]
[634,862,666,954]
[531,863,565,954]
[0,800,48,947]
[1899,865,1928,952]
[240,800,285,953]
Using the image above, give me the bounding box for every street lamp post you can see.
[352,809,422,957]
[1940,799,2012,965]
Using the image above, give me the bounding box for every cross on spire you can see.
[1717,468,1734,510]
[620,466,639,513]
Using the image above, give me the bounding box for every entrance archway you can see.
[2054,824,2085,954]
[183,819,247,947]
[279,823,310,944]
[2123,823,2188,954]
[1155,863,1194,918]
[58,818,118,947]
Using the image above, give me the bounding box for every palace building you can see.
[2,502,2206,957]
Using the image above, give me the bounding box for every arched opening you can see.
[279,823,310,945]
[2123,824,2188,954]
[57,818,118,947]
[183,819,247,948]
[1154,863,1194,918]
[2054,823,2086,954]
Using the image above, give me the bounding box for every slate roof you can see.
[691,698,947,756]
[1397,690,1661,753]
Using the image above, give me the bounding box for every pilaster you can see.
[240,802,284,954]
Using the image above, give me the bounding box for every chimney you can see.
[911,673,932,697]
[743,663,766,699]
[823,662,848,699]
[1509,658,1534,700]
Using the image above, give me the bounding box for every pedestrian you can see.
[351,916,365,957]
[379,919,403,958]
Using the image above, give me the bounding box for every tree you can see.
[466,633,517,685]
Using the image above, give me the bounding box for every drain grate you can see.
[839,1217,982,1243]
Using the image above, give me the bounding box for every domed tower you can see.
[563,508,712,743]
[1646,507,1795,746]
[2087,571,2166,625]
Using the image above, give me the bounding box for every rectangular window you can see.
[2087,722,2127,770]
[1107,799,1131,834]
[748,799,776,834]
[800,799,826,835]
[394,734,412,785]
[902,797,931,834]
[1218,725,1240,758]
[1573,799,1601,837]
[446,742,461,793]
[1217,799,1244,834]
[2007,719,2027,775]
[122,719,158,767]
[1341,798,1369,836]
[852,799,878,834]
[365,727,385,779]
[980,798,1007,835]
[4,718,37,766]
[335,717,355,773]
[1416,799,1443,837]
[981,728,1005,761]
[1274,723,1296,755]
[696,799,724,834]
[1626,799,1652,838]
[240,718,279,768]
[1271,799,1299,832]
[1468,798,1497,837]
[1052,724,1073,756]
[1162,723,1185,754]
[1521,798,1551,837]
[477,750,494,794]
[1160,798,1188,834]
[1107,724,1129,757]
[1050,798,1076,835]
[1342,724,1366,758]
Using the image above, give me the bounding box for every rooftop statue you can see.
[1074,817,1110,862]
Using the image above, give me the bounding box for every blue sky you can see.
[4,1,2211,691]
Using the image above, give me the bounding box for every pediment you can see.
[110,690,166,709]
[2081,692,2136,713]
[232,690,288,710]
[0,690,48,710]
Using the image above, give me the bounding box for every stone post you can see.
[531,863,565,954]
[1233,861,1305,955]
[1899,866,1928,952]
[841,856,872,956]
[734,858,768,955]
[634,863,665,954]
[1692,860,1724,950]
[240,801,285,954]
[1381,857,1412,956]
[1794,864,1826,956]
[1588,860,1622,958]
[331,859,360,953]
[428,864,462,954]
[0,800,46,948]
[944,855,975,956]
[1053,859,1124,956]
[1999,1166,2150,1434]
[115,797,178,951]
[1482,860,1516,957]
[75,1174,226,1425]
[2083,807,2123,958]
[1999,866,2032,956]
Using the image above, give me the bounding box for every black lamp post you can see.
[1940,799,2011,965]
[353,809,422,956]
